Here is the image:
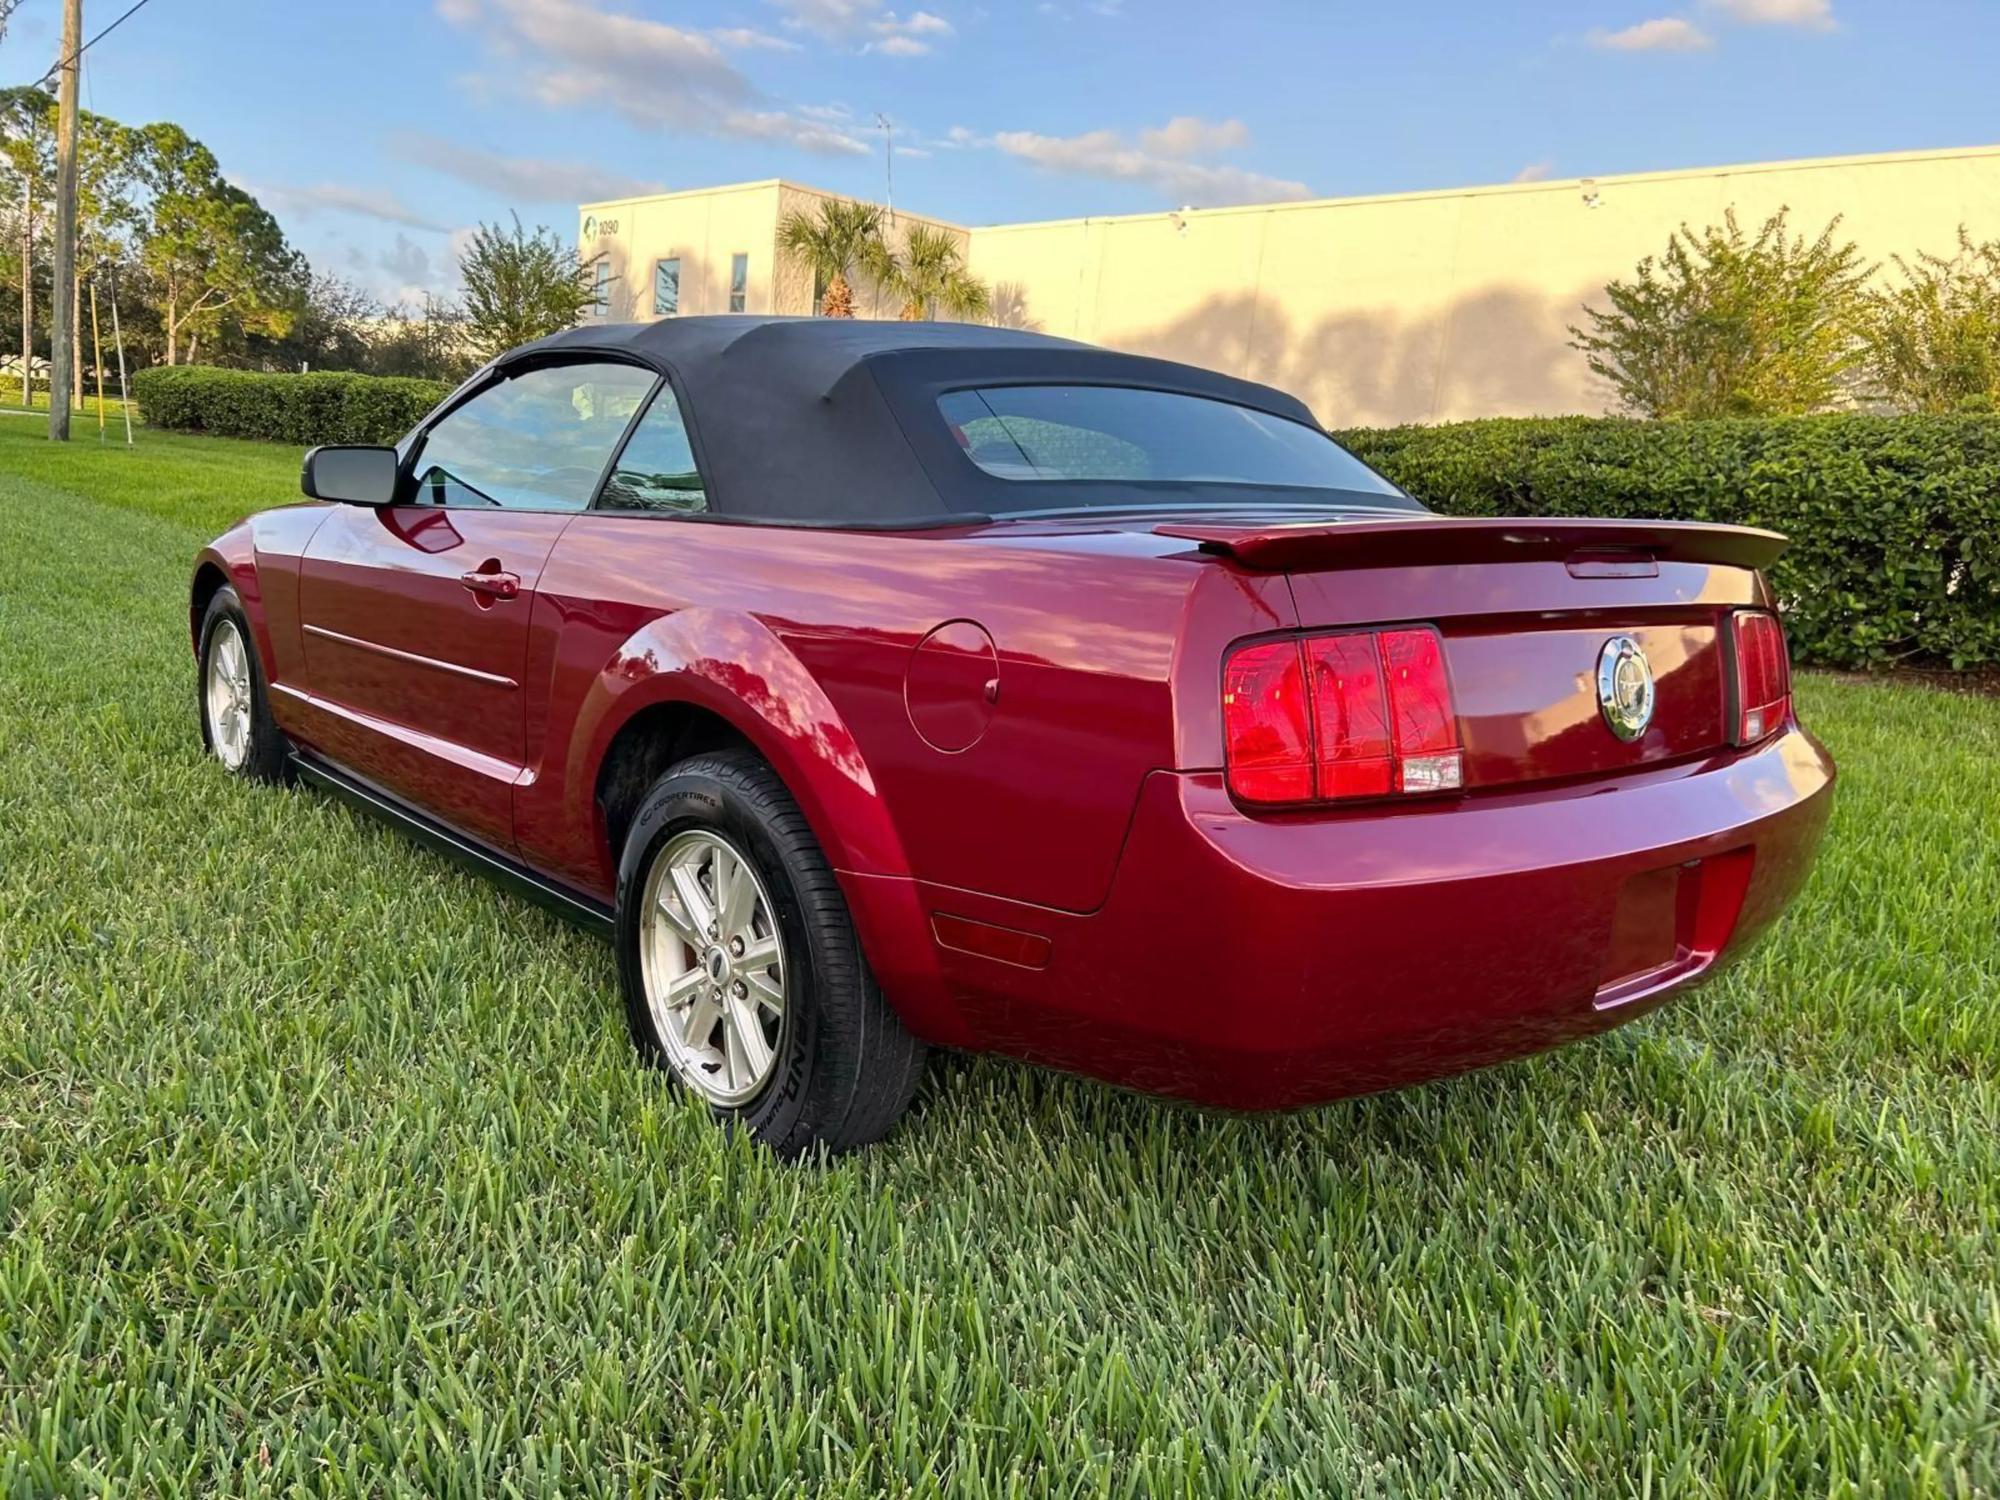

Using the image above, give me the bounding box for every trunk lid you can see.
[1161,514,1786,792]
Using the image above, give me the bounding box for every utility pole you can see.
[47,0,80,440]
[875,113,895,228]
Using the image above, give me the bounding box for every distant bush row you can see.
[1339,414,2000,670]
[131,366,454,447]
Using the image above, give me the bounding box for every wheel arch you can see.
[190,557,232,654]
[567,609,963,1048]
[572,607,913,887]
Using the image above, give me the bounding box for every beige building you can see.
[580,143,2000,427]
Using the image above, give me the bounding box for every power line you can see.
[37,0,160,86]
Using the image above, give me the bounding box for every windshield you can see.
[937,385,1408,504]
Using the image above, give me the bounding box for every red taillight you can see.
[1222,640,1313,803]
[1730,610,1792,745]
[1226,626,1461,806]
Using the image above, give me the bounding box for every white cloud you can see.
[710,25,803,49]
[989,117,1309,206]
[257,181,451,232]
[768,0,954,54]
[765,0,877,36]
[1513,160,1555,183]
[392,132,663,204]
[1139,116,1250,157]
[1589,17,1714,50]
[442,0,869,154]
[1706,0,1836,28]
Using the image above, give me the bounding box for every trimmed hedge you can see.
[126,369,1997,668]
[1337,415,2000,669]
[131,366,454,447]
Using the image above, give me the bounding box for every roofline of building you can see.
[969,141,2000,237]
[579,177,971,231]
[582,141,2000,235]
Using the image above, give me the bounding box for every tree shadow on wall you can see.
[1111,282,1606,426]
[987,283,1042,333]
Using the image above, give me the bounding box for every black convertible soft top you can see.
[499,316,1353,526]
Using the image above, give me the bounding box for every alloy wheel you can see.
[638,827,789,1106]
[204,620,254,771]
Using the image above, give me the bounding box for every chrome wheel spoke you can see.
[670,862,715,937]
[724,997,772,1088]
[662,967,707,1006]
[679,992,722,1050]
[716,849,755,937]
[654,889,703,947]
[744,967,785,1014]
[739,936,780,971]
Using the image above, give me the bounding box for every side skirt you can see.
[289,752,615,938]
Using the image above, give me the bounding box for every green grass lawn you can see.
[1,421,1996,1498]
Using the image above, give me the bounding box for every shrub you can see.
[1337,414,2000,670]
[1570,210,1872,420]
[1860,229,2000,414]
[131,366,454,446]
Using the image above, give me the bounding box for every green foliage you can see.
[871,222,991,322]
[1339,413,2000,669]
[1572,209,1873,419]
[3,415,2000,1494]
[458,215,594,361]
[133,122,304,364]
[132,364,451,445]
[777,197,886,318]
[1860,228,2000,414]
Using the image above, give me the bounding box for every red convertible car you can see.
[192,318,1833,1154]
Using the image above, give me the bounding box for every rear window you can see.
[937,385,1406,500]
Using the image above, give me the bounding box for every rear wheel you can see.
[197,586,288,783]
[614,749,926,1156]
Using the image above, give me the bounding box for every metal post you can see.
[17,172,30,410]
[107,262,130,446]
[89,272,104,437]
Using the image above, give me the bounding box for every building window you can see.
[653,257,681,317]
[590,258,611,318]
[729,253,749,313]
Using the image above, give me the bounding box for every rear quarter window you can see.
[936,384,1404,499]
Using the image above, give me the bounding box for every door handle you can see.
[460,567,521,601]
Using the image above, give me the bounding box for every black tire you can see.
[614,749,926,1157]
[196,585,289,784]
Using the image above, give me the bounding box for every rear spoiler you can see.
[1155,516,1789,573]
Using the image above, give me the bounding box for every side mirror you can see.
[302,445,399,506]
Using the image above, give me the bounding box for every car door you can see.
[297,358,658,850]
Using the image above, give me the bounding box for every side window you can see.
[590,258,612,317]
[409,362,657,512]
[598,383,708,515]
[729,253,749,313]
[654,257,681,317]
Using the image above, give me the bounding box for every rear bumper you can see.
[863,728,1833,1109]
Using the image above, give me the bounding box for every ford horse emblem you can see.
[1597,636,1655,742]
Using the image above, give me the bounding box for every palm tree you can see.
[873,224,992,323]
[776,198,885,319]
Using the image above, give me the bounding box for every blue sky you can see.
[2,0,1994,303]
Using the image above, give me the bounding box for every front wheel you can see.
[614,749,926,1157]
[197,586,289,783]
